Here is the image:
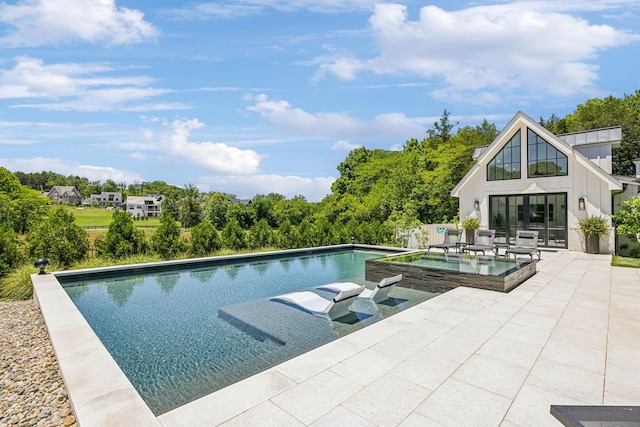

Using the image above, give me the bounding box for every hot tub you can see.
[365,251,536,293]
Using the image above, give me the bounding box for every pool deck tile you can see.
[33,250,640,426]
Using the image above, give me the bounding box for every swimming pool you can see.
[58,248,438,415]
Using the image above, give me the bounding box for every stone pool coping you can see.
[32,272,160,426]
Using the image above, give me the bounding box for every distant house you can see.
[46,186,82,205]
[125,195,163,218]
[230,198,252,205]
[83,192,123,208]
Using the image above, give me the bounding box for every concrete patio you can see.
[157,250,640,426]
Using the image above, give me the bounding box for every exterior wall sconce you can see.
[578,197,586,211]
[34,258,49,275]
[474,200,480,211]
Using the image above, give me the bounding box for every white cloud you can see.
[331,140,360,150]
[145,118,265,174]
[247,93,427,139]
[196,174,335,202]
[129,152,147,160]
[0,157,143,183]
[0,0,158,47]
[0,56,186,112]
[170,0,378,19]
[318,2,640,99]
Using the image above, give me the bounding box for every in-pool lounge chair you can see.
[463,229,497,256]
[269,284,364,320]
[427,229,463,253]
[316,274,403,303]
[506,230,541,260]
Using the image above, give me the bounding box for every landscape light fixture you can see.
[578,197,586,211]
[34,258,49,275]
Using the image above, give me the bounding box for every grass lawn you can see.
[611,256,640,268]
[59,206,162,228]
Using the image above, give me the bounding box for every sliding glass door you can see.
[489,193,567,248]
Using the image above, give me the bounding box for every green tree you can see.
[96,211,147,258]
[226,202,254,229]
[277,219,301,248]
[272,195,315,226]
[311,216,336,246]
[0,167,48,234]
[150,214,184,258]
[189,220,221,256]
[248,219,276,249]
[251,193,283,228]
[296,219,314,248]
[613,195,640,241]
[331,146,373,195]
[0,226,24,275]
[178,184,202,228]
[204,192,230,229]
[27,207,89,267]
[221,217,247,250]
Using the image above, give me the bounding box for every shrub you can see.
[27,207,89,267]
[577,215,609,236]
[190,220,221,256]
[0,260,63,301]
[461,216,481,230]
[0,226,24,275]
[613,195,640,239]
[221,218,247,250]
[150,214,185,259]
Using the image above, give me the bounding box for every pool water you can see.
[382,252,526,276]
[63,250,437,414]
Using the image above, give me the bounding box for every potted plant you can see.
[461,216,481,245]
[577,215,609,254]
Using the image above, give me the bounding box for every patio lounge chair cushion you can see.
[269,284,364,320]
[317,274,403,303]
[428,229,463,253]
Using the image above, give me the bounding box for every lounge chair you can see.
[463,229,497,256]
[316,274,403,303]
[427,229,463,253]
[506,230,541,260]
[269,284,364,320]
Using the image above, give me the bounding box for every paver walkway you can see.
[159,250,640,426]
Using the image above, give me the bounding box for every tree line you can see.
[3,92,640,296]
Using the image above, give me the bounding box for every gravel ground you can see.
[0,300,77,427]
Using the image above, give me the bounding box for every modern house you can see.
[83,192,123,208]
[452,111,639,254]
[125,195,163,218]
[45,186,83,205]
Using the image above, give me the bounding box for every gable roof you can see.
[451,111,622,197]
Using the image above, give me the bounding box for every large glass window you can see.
[527,129,568,177]
[489,193,567,248]
[487,130,521,181]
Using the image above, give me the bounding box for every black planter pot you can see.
[465,229,476,245]
[585,234,600,254]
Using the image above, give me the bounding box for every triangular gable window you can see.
[527,129,568,177]
[487,130,521,181]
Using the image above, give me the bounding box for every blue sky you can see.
[0,0,639,202]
